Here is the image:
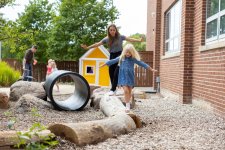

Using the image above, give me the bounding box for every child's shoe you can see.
[125,108,130,113]
[125,103,131,113]
[115,90,124,95]
[107,90,115,96]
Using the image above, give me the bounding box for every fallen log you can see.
[90,93,142,128]
[91,88,146,109]
[49,88,142,146]
[48,114,136,146]
[0,130,54,147]
[99,95,142,128]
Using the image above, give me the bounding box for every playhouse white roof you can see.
[79,45,109,60]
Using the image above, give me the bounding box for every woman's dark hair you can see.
[107,24,120,47]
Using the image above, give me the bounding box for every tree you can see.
[0,0,15,8]
[47,0,119,61]
[124,33,146,51]
[2,0,55,62]
[1,0,118,62]
[0,14,6,37]
[0,21,20,59]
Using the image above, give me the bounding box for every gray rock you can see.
[9,81,47,101]
[11,94,53,113]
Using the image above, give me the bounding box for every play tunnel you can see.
[44,70,90,111]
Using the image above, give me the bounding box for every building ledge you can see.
[200,40,225,52]
[161,52,180,59]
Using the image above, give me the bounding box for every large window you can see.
[165,0,182,53]
[206,0,225,43]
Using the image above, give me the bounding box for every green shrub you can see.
[15,122,58,150]
[0,61,21,87]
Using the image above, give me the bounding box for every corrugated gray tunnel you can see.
[44,70,90,111]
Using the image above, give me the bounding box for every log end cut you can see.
[48,123,108,146]
[48,124,78,144]
[127,113,142,128]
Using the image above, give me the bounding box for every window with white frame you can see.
[85,66,94,75]
[165,0,182,53]
[206,0,225,43]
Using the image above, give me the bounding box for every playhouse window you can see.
[165,0,182,54]
[206,0,225,43]
[86,66,94,74]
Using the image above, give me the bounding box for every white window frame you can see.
[206,0,225,43]
[85,65,95,75]
[165,0,182,54]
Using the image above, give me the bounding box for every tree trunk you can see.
[48,114,136,146]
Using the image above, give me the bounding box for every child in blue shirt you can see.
[100,44,157,112]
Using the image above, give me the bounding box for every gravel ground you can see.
[1,92,225,150]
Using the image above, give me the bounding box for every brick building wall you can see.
[149,0,182,95]
[147,0,225,117]
[192,0,225,117]
[179,0,194,103]
[146,0,156,52]
[160,0,182,95]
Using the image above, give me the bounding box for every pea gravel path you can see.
[80,95,225,150]
[54,93,225,150]
[1,91,225,150]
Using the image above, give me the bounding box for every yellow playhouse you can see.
[79,45,110,87]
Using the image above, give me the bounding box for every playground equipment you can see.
[44,70,90,111]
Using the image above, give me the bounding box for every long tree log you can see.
[91,88,146,110]
[48,114,136,146]
[94,95,142,128]
[49,88,142,146]
[0,130,54,147]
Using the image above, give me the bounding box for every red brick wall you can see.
[153,0,162,89]
[160,57,181,93]
[192,0,225,117]
[147,0,225,117]
[160,0,182,93]
[179,0,195,103]
[150,0,196,99]
[146,0,156,52]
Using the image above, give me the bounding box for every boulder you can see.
[0,92,9,109]
[9,81,47,101]
[10,94,53,113]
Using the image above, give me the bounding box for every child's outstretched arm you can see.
[99,63,107,68]
[99,57,120,68]
[148,66,157,72]
[102,57,120,67]
[134,59,157,72]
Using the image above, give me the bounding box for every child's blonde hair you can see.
[51,60,57,68]
[119,44,141,63]
[48,59,53,64]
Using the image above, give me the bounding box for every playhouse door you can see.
[97,61,110,86]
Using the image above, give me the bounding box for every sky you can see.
[0,0,147,36]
